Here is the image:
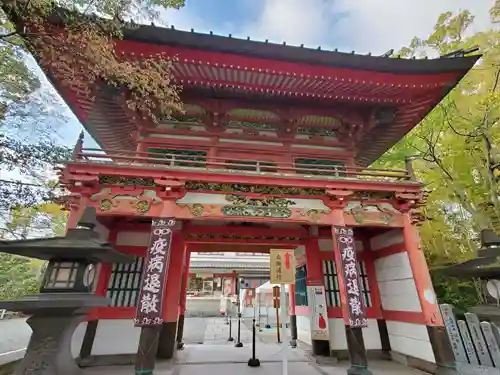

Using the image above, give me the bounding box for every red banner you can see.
[333,226,368,328]
[134,218,175,327]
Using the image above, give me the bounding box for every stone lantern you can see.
[440,229,500,324]
[0,207,134,375]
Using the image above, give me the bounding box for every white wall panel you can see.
[328,319,381,351]
[363,319,382,350]
[91,319,141,355]
[71,322,87,358]
[374,253,421,313]
[329,318,348,350]
[297,316,312,345]
[370,229,403,251]
[387,321,435,363]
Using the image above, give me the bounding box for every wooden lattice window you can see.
[148,148,207,168]
[295,264,308,306]
[323,259,371,308]
[107,257,144,307]
[358,261,372,307]
[323,260,341,307]
[295,158,346,177]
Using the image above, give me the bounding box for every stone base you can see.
[427,326,456,369]
[331,349,390,361]
[12,314,84,375]
[390,350,452,374]
[346,366,373,375]
[290,314,298,341]
[78,354,136,367]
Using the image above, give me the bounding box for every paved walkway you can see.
[0,318,30,365]
[1,317,432,375]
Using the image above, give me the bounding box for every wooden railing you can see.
[71,148,414,182]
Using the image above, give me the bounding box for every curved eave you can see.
[123,25,480,76]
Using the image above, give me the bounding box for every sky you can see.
[9,0,498,151]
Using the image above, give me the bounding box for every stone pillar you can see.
[402,213,455,372]
[176,249,191,349]
[331,210,372,375]
[157,233,186,359]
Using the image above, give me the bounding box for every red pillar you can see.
[157,232,186,359]
[305,239,323,286]
[176,250,191,348]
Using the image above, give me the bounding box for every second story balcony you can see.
[62,147,420,194]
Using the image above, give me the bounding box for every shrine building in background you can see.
[27,10,479,374]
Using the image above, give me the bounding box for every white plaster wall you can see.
[374,253,421,312]
[371,230,435,363]
[91,319,141,355]
[329,318,347,350]
[297,315,312,345]
[387,321,435,363]
[369,229,403,251]
[71,322,88,358]
[363,320,382,350]
[328,319,381,351]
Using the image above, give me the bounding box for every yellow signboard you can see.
[270,249,296,284]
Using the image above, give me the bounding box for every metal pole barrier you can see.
[235,289,243,347]
[227,313,234,342]
[247,318,261,367]
[265,303,271,329]
[235,311,243,347]
[225,296,229,324]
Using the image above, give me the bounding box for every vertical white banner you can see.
[307,286,329,341]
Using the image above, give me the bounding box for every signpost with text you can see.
[270,249,295,375]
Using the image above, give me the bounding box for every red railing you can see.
[70,148,414,182]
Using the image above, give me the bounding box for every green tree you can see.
[0,253,41,300]
[0,0,186,211]
[0,202,67,300]
[375,8,500,308]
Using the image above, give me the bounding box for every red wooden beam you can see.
[65,162,422,193]
[185,238,305,246]
[187,245,271,253]
[184,224,309,238]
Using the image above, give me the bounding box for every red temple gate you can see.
[24,12,480,375]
